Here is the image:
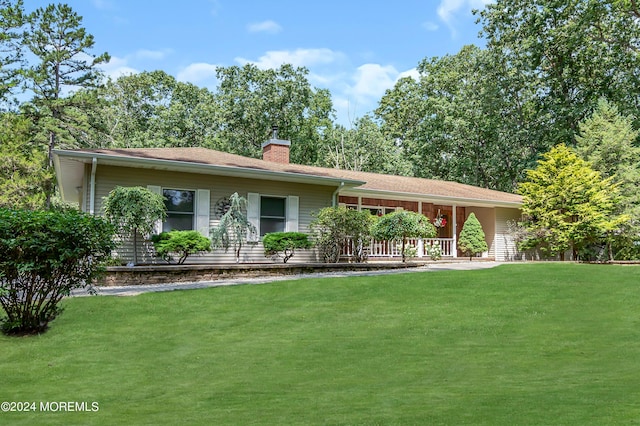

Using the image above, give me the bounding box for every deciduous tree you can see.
[372,211,436,262]
[102,186,166,265]
[214,63,334,163]
[0,208,115,335]
[0,113,50,209]
[210,192,256,263]
[309,207,376,263]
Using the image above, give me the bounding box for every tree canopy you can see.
[4,0,640,260]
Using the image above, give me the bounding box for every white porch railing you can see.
[342,238,455,259]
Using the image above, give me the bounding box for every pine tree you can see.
[576,99,640,259]
[518,144,628,260]
[458,212,488,260]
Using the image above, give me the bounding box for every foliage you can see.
[376,45,545,192]
[371,211,436,262]
[0,0,25,105]
[102,186,166,265]
[22,3,110,161]
[151,230,211,264]
[425,240,442,261]
[517,144,628,260]
[576,98,640,259]
[478,0,640,146]
[458,213,488,260]
[262,232,313,263]
[93,70,220,149]
[210,192,256,263]
[0,208,115,335]
[310,207,376,263]
[0,113,51,209]
[214,63,334,163]
[316,115,412,176]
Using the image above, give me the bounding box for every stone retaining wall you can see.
[99,262,425,286]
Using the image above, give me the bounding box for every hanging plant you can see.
[433,209,447,228]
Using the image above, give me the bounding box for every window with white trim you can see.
[163,189,195,232]
[246,193,299,240]
[146,186,209,237]
[260,196,286,236]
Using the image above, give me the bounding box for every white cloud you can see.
[247,20,283,34]
[98,49,172,81]
[348,63,399,102]
[423,21,439,31]
[398,68,420,81]
[176,62,219,87]
[235,48,345,69]
[100,55,138,80]
[437,0,493,36]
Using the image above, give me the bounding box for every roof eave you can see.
[53,149,365,188]
[342,188,522,208]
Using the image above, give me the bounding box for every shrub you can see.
[152,230,211,264]
[426,240,442,261]
[0,208,115,335]
[372,211,436,262]
[310,207,376,263]
[263,232,313,263]
[458,212,489,260]
[102,186,166,265]
[210,193,256,263]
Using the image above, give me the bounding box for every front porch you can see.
[343,238,457,259]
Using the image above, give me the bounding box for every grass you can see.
[2,263,640,425]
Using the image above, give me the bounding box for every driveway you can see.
[72,261,501,297]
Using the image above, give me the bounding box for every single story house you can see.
[53,136,523,264]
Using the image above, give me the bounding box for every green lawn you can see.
[2,263,640,425]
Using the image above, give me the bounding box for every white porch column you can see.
[452,205,457,258]
[417,239,424,258]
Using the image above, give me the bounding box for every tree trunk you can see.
[133,230,138,265]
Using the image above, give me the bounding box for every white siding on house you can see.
[94,165,333,264]
[465,207,495,258]
[495,207,523,261]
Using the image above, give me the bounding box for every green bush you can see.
[151,230,211,264]
[263,232,313,263]
[426,240,442,261]
[310,207,376,263]
[0,208,115,335]
[458,212,489,260]
[372,211,436,262]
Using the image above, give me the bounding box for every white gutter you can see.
[332,181,345,207]
[89,157,97,214]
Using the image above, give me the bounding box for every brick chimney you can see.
[262,125,290,164]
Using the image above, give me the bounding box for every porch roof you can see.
[53,147,522,207]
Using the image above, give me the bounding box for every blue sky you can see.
[29,0,492,125]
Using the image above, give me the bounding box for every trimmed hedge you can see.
[152,230,211,264]
[263,232,313,263]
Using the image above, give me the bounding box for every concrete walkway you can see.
[73,261,501,297]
